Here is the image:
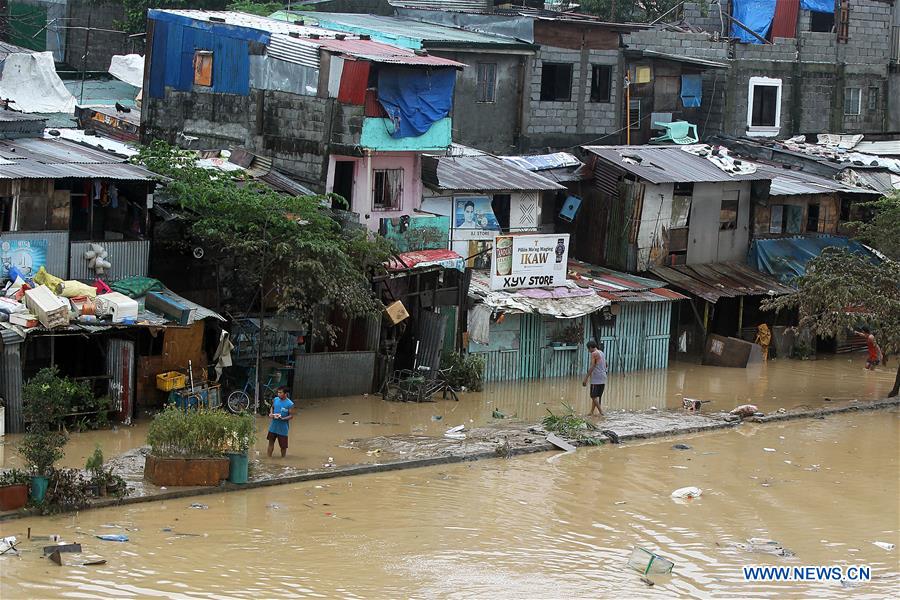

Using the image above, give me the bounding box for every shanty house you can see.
[578,145,771,272]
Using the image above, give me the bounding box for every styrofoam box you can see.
[95,292,139,323]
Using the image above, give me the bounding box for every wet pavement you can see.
[1,354,893,479]
[1,410,897,598]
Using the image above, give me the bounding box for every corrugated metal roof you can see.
[299,12,534,49]
[568,260,688,303]
[648,262,795,303]
[0,111,47,123]
[853,140,900,156]
[422,155,565,192]
[0,41,31,59]
[629,49,729,69]
[583,145,771,184]
[389,0,488,10]
[153,9,338,37]
[0,137,158,181]
[309,36,466,67]
[267,34,321,68]
[755,164,877,196]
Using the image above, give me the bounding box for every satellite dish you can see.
[193,247,205,259]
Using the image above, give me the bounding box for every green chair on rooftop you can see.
[650,121,699,145]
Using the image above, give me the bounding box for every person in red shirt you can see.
[855,326,883,370]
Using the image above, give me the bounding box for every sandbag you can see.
[33,266,64,291]
[57,280,97,298]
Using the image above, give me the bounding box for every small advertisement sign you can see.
[491,233,570,291]
[453,196,500,240]
[1,239,48,280]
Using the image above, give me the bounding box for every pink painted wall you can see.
[326,152,423,232]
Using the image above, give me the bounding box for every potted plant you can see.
[145,406,242,486]
[0,469,30,511]
[19,431,67,503]
[225,412,255,485]
[85,445,106,497]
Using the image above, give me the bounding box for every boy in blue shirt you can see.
[266,387,295,458]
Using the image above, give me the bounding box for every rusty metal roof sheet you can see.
[583,145,771,184]
[568,260,688,303]
[648,262,795,303]
[422,154,565,192]
[627,49,729,69]
[756,163,877,196]
[0,137,157,180]
[309,36,465,68]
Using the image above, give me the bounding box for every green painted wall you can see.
[361,117,452,151]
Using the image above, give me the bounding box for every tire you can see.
[226,390,251,413]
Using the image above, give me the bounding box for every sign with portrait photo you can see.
[453,196,500,240]
[491,233,569,291]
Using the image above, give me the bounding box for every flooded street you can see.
[1,410,897,598]
[1,354,893,476]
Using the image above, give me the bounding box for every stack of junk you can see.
[1,264,139,330]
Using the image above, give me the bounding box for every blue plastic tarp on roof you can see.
[731,0,776,43]
[377,67,456,138]
[800,0,834,13]
[749,235,881,284]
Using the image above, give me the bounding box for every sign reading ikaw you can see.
[490,233,569,291]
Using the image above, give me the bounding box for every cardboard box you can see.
[384,300,409,325]
[23,285,69,329]
[10,312,38,328]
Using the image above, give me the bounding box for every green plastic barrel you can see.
[30,475,49,503]
[226,452,249,484]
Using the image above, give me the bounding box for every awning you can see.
[385,249,465,272]
[568,260,688,303]
[648,262,795,303]
[749,235,881,284]
[468,271,609,318]
[422,154,566,192]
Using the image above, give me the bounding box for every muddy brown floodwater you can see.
[1,410,897,599]
[1,355,892,477]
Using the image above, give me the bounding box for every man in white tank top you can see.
[582,339,607,416]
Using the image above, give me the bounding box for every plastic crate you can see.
[156,371,186,392]
[627,547,674,575]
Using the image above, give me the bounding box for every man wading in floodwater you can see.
[583,340,608,416]
[267,387,295,458]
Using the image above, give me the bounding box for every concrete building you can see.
[625,0,895,138]
[141,10,464,232]
[277,11,537,154]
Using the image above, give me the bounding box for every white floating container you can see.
[95,292,139,323]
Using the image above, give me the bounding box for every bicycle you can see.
[226,369,281,414]
[381,365,460,403]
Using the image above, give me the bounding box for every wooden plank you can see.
[546,432,576,452]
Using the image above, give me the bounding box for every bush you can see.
[148,406,256,458]
[0,469,30,487]
[37,468,89,515]
[23,367,110,431]
[18,431,67,476]
[441,352,485,392]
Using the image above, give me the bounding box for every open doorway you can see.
[333,161,355,211]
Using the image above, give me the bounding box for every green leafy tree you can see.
[134,141,392,344]
[558,0,683,22]
[120,0,229,34]
[763,193,900,397]
[226,1,290,16]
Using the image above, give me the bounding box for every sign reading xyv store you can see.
[490,233,570,291]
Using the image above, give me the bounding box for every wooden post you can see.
[625,73,631,145]
[703,301,709,333]
[738,296,744,335]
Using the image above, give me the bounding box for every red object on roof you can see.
[771,0,800,39]
[308,37,466,68]
[386,249,463,271]
[338,59,370,105]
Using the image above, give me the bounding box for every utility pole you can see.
[78,3,92,105]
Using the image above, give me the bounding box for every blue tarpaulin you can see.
[749,235,881,284]
[731,0,776,43]
[378,67,456,138]
[800,0,834,13]
[680,74,702,108]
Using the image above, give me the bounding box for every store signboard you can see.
[490,233,569,291]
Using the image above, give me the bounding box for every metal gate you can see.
[416,310,447,377]
[107,339,135,425]
[518,313,542,379]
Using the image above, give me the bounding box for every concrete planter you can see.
[144,455,230,487]
[0,484,28,511]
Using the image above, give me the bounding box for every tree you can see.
[557,0,685,22]
[120,0,229,34]
[763,193,900,397]
[134,141,393,345]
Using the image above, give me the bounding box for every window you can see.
[540,63,573,101]
[844,87,861,116]
[747,77,782,134]
[719,191,739,231]
[809,10,835,33]
[193,50,213,87]
[868,86,879,111]
[806,202,820,232]
[476,63,497,103]
[629,99,641,129]
[590,64,612,103]
[372,169,403,211]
